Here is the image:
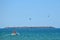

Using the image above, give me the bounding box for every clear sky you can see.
[0,0,60,28]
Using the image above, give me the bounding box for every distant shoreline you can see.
[0,26,55,29]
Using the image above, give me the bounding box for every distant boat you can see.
[11,30,20,36]
[11,30,17,35]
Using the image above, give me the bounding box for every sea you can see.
[0,27,60,40]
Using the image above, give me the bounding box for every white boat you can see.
[11,30,17,35]
[11,30,20,35]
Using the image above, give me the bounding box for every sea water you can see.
[0,28,60,40]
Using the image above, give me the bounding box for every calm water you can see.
[0,28,60,40]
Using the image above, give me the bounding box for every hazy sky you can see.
[0,0,60,28]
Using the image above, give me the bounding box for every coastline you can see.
[0,26,55,29]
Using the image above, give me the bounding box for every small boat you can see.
[11,30,17,35]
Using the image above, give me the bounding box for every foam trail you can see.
[17,33,20,35]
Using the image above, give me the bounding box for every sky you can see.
[0,0,60,28]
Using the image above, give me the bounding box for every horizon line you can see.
[0,26,56,28]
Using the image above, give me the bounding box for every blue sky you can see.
[0,0,60,28]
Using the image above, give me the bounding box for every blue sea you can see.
[0,27,60,40]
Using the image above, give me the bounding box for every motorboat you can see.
[11,30,20,36]
[11,30,17,35]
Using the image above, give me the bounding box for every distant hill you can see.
[4,26,55,29]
